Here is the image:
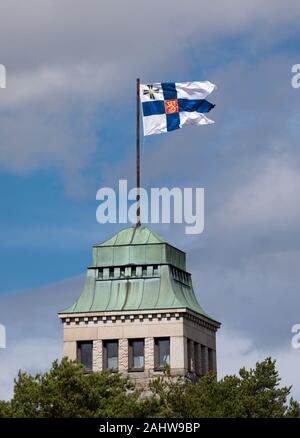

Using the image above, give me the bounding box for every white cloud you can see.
[216,156,300,232]
[0,63,117,109]
[218,327,300,401]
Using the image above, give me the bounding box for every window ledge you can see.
[128,368,145,373]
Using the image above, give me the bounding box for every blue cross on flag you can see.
[140,81,216,136]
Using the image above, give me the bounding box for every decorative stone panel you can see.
[119,338,128,372]
[145,337,154,370]
[93,340,102,372]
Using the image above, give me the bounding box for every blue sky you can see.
[1,0,300,400]
[0,169,95,292]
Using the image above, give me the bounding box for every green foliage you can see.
[285,398,300,417]
[148,358,300,418]
[0,400,12,418]
[10,358,140,418]
[0,356,299,418]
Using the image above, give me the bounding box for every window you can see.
[154,337,170,370]
[194,342,200,376]
[171,267,191,286]
[129,339,144,370]
[109,267,114,278]
[208,348,214,372]
[77,341,93,373]
[187,339,194,372]
[103,340,118,371]
[201,345,206,375]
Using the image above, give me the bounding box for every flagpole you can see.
[136,78,141,227]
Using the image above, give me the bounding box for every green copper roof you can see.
[96,226,166,246]
[92,226,186,270]
[59,226,211,318]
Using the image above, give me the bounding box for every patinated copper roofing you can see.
[59,226,214,319]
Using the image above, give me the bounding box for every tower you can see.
[58,226,220,385]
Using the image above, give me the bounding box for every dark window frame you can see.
[109,267,114,278]
[208,348,214,372]
[187,338,193,372]
[77,341,93,373]
[103,340,119,372]
[154,337,170,371]
[200,344,206,376]
[128,338,145,372]
[194,342,201,376]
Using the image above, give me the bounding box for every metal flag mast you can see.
[136,78,141,227]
